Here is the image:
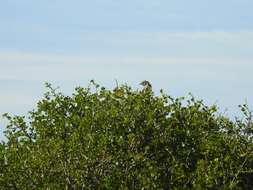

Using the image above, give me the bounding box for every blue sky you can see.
[1,0,253,139]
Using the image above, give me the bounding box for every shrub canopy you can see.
[0,81,253,189]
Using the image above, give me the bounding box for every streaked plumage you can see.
[140,80,152,93]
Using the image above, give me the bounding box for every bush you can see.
[0,81,252,189]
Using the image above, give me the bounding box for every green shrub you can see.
[0,81,252,189]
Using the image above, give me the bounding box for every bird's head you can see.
[139,80,152,87]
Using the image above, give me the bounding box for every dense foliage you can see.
[0,81,253,189]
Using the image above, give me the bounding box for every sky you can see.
[1,0,253,139]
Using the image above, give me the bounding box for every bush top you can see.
[0,81,252,189]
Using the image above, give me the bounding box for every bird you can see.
[139,80,152,93]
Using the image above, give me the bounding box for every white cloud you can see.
[0,53,251,82]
